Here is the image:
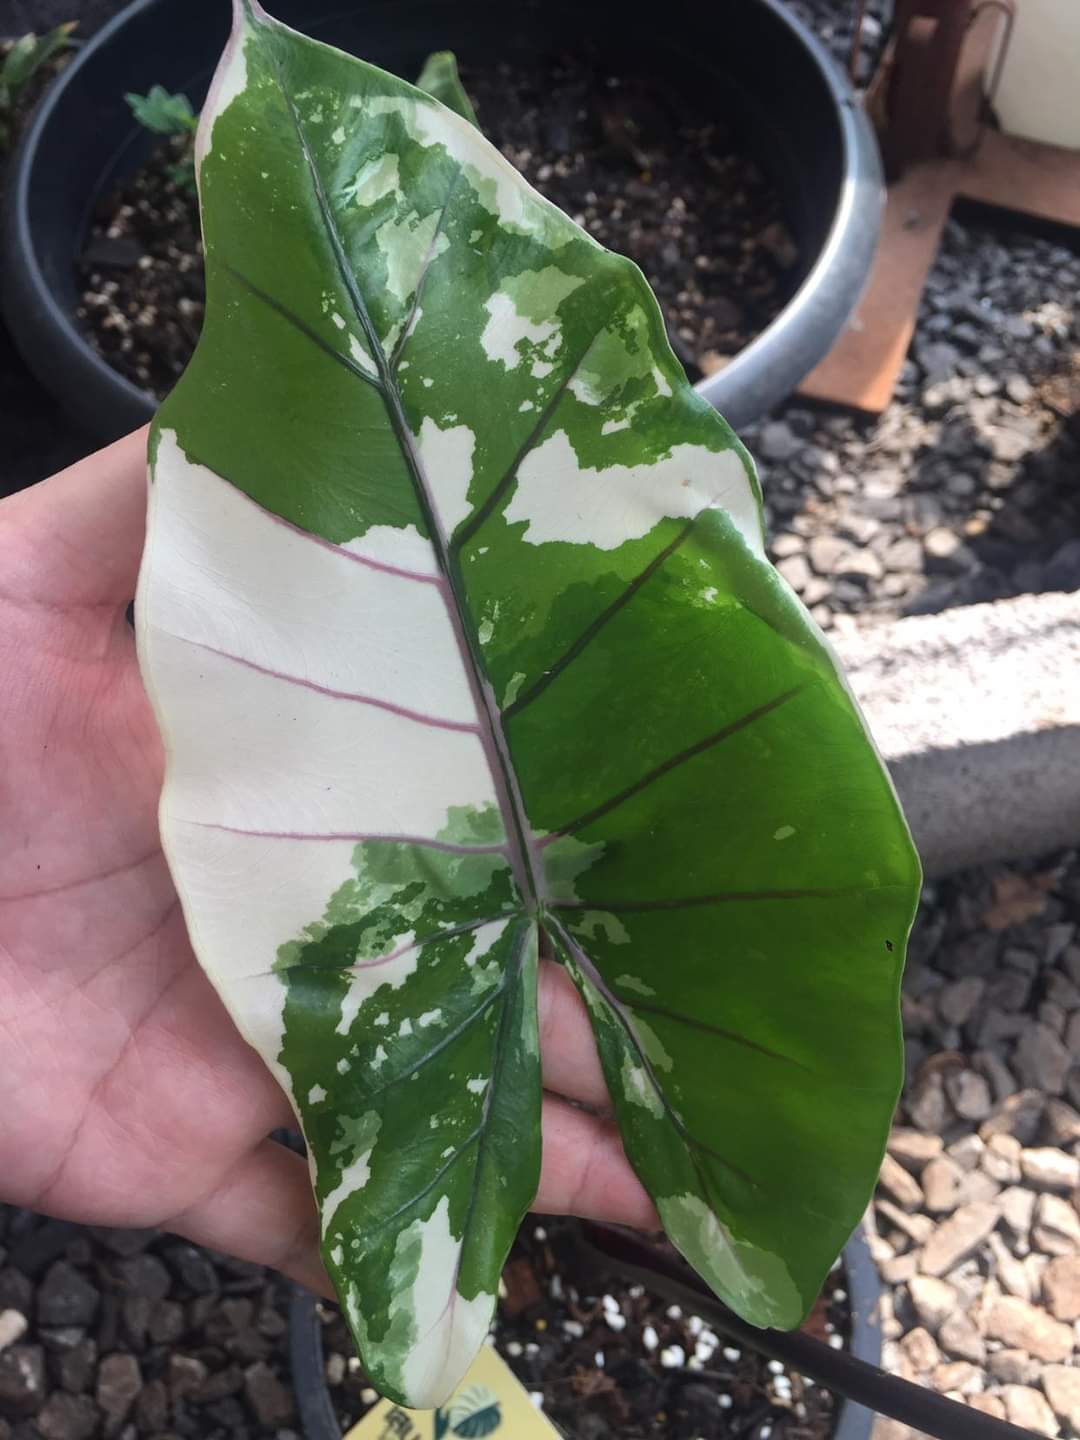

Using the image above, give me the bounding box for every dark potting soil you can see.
[76,133,204,399]
[463,56,799,378]
[76,56,798,401]
[319,1218,849,1440]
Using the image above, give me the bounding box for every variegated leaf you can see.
[136,0,921,1410]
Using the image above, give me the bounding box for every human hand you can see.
[0,431,657,1295]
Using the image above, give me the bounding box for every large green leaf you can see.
[136,0,921,1409]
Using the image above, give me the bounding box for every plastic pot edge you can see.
[1,0,881,445]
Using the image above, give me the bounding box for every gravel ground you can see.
[870,849,1080,1440]
[748,214,1080,634]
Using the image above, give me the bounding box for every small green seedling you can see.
[125,85,199,191]
[0,22,76,152]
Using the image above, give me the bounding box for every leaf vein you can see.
[545,685,805,842]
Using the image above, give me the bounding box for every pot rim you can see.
[2,0,882,438]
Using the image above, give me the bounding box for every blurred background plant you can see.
[0,21,74,152]
[125,83,198,191]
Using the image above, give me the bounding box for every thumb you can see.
[0,428,150,613]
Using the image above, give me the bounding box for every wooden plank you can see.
[956,128,1080,227]
[796,159,957,414]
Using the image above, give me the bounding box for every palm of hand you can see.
[0,433,653,1291]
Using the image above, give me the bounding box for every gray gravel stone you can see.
[945,1069,992,1121]
[96,1353,141,1435]
[1019,1031,1077,1094]
[937,977,985,1026]
[980,1089,1045,1145]
[878,1155,924,1211]
[775,554,811,592]
[946,1133,985,1172]
[1002,1385,1060,1437]
[0,1346,46,1416]
[54,1339,95,1396]
[34,1393,100,1440]
[807,534,853,576]
[1042,1254,1080,1322]
[1044,1098,1080,1146]
[982,1134,1022,1184]
[243,1361,295,1426]
[988,1232,1031,1300]
[1019,1147,1080,1192]
[984,1295,1074,1362]
[921,1156,963,1213]
[989,1349,1042,1385]
[898,1326,941,1375]
[937,1310,985,1363]
[1032,1193,1080,1255]
[35,1267,98,1332]
[909,1073,949,1133]
[0,1312,27,1355]
[1043,1366,1080,1432]
[919,1201,1000,1277]
[973,1050,1017,1103]
[908,1275,956,1332]
[887,1129,943,1173]
[758,420,799,463]
[117,1255,170,1303]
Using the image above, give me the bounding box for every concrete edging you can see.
[833,589,1080,878]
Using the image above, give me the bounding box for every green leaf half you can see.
[136,0,921,1409]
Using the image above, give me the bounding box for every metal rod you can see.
[849,0,870,83]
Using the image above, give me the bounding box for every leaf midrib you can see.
[253,16,540,912]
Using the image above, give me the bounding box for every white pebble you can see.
[629,1285,645,1299]
[534,1226,547,1241]
[550,1275,563,1300]
[530,1392,545,1409]
[660,1345,686,1369]
[833,1289,847,1302]
[768,1360,784,1375]
[506,1341,523,1357]
[595,1351,605,1368]
[563,1321,584,1338]
[687,1315,704,1338]
[360,1388,378,1404]
[606,1314,627,1332]
[643,1325,659,1351]
[723,1347,741,1362]
[526,1343,540,1356]
[762,1427,772,1439]
[688,1357,703,1370]
[602,1294,620,1314]
[829,1335,844,1349]
[719,1395,733,1410]
[666,1305,683,1319]
[694,1340,716,1363]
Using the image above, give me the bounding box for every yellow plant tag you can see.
[343,1343,564,1440]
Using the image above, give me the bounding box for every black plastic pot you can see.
[1,0,881,441]
[287,1226,882,1440]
